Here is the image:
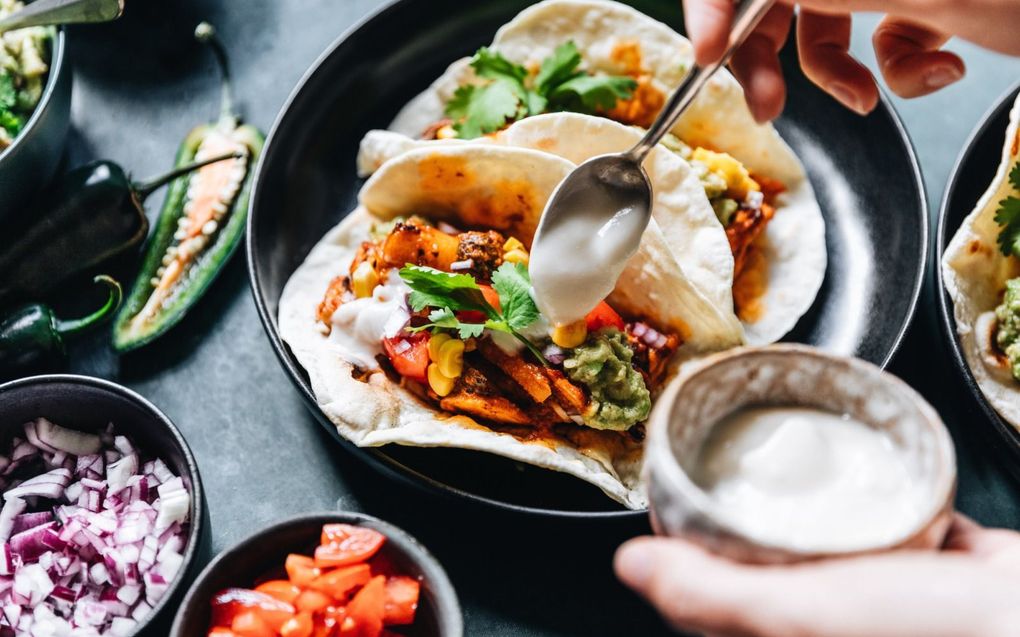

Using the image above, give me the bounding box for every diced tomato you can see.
[585,301,625,332]
[315,525,386,568]
[309,563,371,600]
[382,334,429,381]
[456,284,501,323]
[295,588,333,613]
[340,575,386,637]
[322,605,349,632]
[255,579,302,605]
[383,576,420,625]
[280,612,314,637]
[368,553,398,578]
[211,588,296,631]
[231,610,276,637]
[286,554,321,587]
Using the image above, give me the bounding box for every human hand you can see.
[682,0,1020,122]
[614,514,1020,637]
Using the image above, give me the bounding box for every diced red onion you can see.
[631,322,669,349]
[543,344,565,365]
[744,190,764,210]
[449,259,474,271]
[437,221,461,234]
[34,420,102,457]
[392,339,412,355]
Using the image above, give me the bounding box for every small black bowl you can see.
[0,374,205,636]
[171,512,463,637]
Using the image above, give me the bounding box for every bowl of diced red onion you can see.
[0,374,203,636]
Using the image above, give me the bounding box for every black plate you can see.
[937,81,1020,476]
[247,0,927,517]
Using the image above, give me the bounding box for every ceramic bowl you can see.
[0,28,71,219]
[645,345,957,564]
[171,511,463,636]
[0,374,205,635]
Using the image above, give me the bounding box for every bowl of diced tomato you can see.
[170,512,463,637]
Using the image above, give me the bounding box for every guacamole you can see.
[661,133,739,225]
[995,278,1020,381]
[0,0,51,149]
[563,329,651,431]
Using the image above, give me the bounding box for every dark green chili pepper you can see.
[0,276,122,380]
[112,22,265,352]
[0,152,243,310]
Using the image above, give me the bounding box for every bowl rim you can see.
[0,373,205,637]
[169,510,464,637]
[0,26,66,164]
[244,0,930,520]
[646,344,958,557]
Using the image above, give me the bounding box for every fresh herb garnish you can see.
[400,263,547,363]
[444,42,637,139]
[0,73,23,137]
[995,161,1020,257]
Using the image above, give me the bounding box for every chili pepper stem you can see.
[52,276,123,338]
[194,21,237,126]
[132,150,244,201]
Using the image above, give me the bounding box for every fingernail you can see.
[827,83,865,115]
[615,541,654,589]
[925,65,963,89]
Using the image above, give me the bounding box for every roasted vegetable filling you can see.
[995,278,1020,381]
[319,217,679,432]
[0,0,51,149]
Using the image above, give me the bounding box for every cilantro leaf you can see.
[1011,161,1020,192]
[491,262,540,331]
[447,81,521,139]
[548,74,638,114]
[0,73,16,110]
[535,42,583,96]
[471,47,528,85]
[399,265,492,315]
[408,307,487,339]
[0,109,23,137]
[995,194,1020,257]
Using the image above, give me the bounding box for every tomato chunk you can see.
[255,579,302,605]
[232,610,276,637]
[211,588,295,631]
[585,301,625,332]
[309,563,372,600]
[316,525,386,568]
[456,284,500,323]
[286,554,321,587]
[383,576,420,625]
[382,334,429,381]
[295,588,333,613]
[280,612,314,637]
[340,575,386,637]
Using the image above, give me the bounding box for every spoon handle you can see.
[0,0,123,33]
[626,0,775,162]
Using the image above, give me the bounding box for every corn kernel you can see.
[503,249,529,266]
[551,320,587,348]
[427,363,456,397]
[691,147,760,200]
[437,339,465,378]
[503,237,526,253]
[428,333,452,361]
[351,261,378,298]
[436,125,458,140]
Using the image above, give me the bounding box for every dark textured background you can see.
[41,0,1020,634]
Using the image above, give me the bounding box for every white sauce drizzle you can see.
[328,271,410,369]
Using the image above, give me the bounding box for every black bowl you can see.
[0,28,71,219]
[170,511,463,637]
[0,374,205,636]
[247,0,927,516]
[937,81,1020,476]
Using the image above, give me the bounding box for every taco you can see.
[279,145,742,508]
[359,0,826,345]
[943,94,1020,428]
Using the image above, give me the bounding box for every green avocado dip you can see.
[0,0,52,150]
[562,328,651,431]
[995,278,1020,380]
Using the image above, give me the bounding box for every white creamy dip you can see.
[328,270,410,369]
[692,406,925,552]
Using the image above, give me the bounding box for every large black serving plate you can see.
[937,82,1020,477]
[247,0,927,516]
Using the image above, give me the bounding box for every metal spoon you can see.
[529,0,774,325]
[0,0,123,33]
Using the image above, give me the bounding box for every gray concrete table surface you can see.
[46,0,1020,634]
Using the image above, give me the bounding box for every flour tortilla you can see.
[943,94,1020,429]
[280,145,742,508]
[372,0,825,344]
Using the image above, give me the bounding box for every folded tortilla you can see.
[943,94,1020,428]
[362,0,826,345]
[280,145,742,508]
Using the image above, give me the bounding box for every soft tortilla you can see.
[943,94,1020,428]
[373,0,826,344]
[281,145,742,508]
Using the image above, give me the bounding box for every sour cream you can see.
[529,160,649,326]
[692,406,925,552]
[329,271,410,369]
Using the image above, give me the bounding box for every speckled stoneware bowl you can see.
[171,511,463,637]
[0,28,71,219]
[646,345,957,564]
